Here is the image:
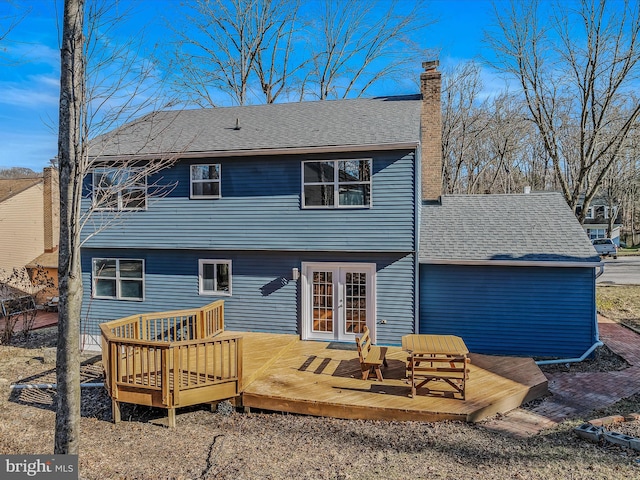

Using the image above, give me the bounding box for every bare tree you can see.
[479,92,532,194]
[0,1,30,46]
[160,0,433,106]
[0,266,54,344]
[486,0,640,222]
[0,166,38,178]
[252,0,305,103]
[56,0,85,454]
[306,0,432,100]
[441,61,490,194]
[55,0,184,453]
[162,0,303,106]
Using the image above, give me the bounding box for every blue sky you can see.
[0,0,500,173]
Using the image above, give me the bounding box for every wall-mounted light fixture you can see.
[292,267,300,281]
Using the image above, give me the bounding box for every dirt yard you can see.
[2,327,640,479]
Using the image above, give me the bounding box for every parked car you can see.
[592,238,617,258]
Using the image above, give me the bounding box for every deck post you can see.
[112,400,121,424]
[236,337,243,393]
[168,408,176,429]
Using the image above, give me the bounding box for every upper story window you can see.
[302,159,371,208]
[605,206,618,219]
[93,258,144,301]
[191,164,221,199]
[93,168,146,211]
[198,259,231,295]
[585,207,595,219]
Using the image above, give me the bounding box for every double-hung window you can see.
[302,159,372,208]
[93,258,144,301]
[191,164,221,198]
[199,259,231,295]
[93,168,146,211]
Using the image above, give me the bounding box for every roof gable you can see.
[0,177,42,204]
[90,95,422,159]
[420,193,600,264]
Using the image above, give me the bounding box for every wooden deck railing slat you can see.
[101,300,237,428]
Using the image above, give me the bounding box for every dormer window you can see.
[585,207,595,219]
[604,206,618,219]
[191,164,221,199]
[302,159,372,208]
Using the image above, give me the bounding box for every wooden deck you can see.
[234,332,548,422]
[100,299,548,425]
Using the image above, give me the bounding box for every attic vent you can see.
[234,118,241,130]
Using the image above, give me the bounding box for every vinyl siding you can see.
[81,151,416,252]
[0,183,44,273]
[419,264,597,357]
[82,249,415,346]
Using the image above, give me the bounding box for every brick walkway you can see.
[482,317,640,437]
[0,310,57,334]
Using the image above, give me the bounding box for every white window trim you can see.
[585,207,595,219]
[198,259,232,296]
[92,258,145,301]
[190,164,222,199]
[301,159,372,209]
[587,228,606,240]
[92,168,147,212]
[604,206,618,219]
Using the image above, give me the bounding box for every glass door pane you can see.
[344,271,367,335]
[312,271,334,333]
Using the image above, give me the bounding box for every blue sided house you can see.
[80,62,602,359]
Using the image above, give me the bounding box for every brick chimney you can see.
[43,167,60,253]
[420,60,442,203]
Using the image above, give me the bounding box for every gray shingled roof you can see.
[420,193,600,264]
[90,95,422,158]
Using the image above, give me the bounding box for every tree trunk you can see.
[55,0,85,455]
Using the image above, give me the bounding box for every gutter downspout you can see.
[536,264,605,365]
[535,338,603,366]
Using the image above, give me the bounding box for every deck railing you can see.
[100,300,242,427]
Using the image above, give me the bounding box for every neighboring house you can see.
[0,168,59,300]
[576,199,623,245]
[80,62,601,359]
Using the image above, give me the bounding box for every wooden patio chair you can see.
[355,327,388,381]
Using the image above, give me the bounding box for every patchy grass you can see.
[591,392,640,420]
[597,285,640,331]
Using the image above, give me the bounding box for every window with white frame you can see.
[302,159,372,208]
[93,168,146,211]
[585,207,595,219]
[604,206,618,219]
[191,164,221,198]
[93,258,144,300]
[199,260,231,295]
[587,228,606,240]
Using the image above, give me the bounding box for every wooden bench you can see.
[408,353,470,400]
[355,327,388,381]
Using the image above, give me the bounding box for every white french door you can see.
[302,262,376,342]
